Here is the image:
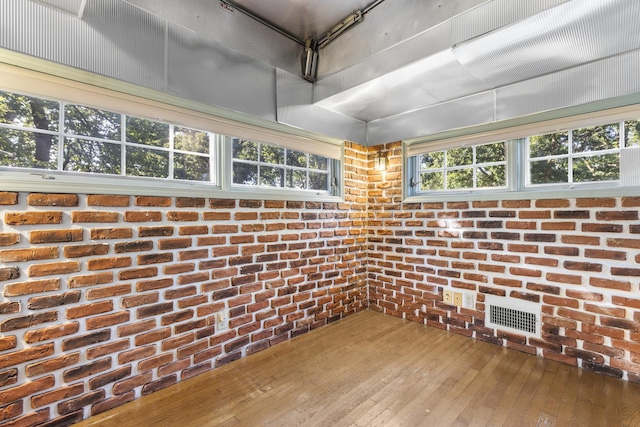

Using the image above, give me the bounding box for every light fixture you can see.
[373,149,387,171]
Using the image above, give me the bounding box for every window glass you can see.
[417,141,506,192]
[174,126,209,154]
[1,130,58,169]
[0,90,59,131]
[528,122,621,186]
[231,138,331,192]
[65,105,120,140]
[174,153,210,181]
[624,120,640,147]
[126,117,169,148]
[64,138,121,175]
[126,146,169,178]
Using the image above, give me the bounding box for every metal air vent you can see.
[485,294,541,338]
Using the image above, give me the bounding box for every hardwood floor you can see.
[76,310,640,426]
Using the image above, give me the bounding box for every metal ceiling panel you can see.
[453,0,640,89]
[315,49,487,122]
[126,0,301,76]
[276,69,367,144]
[33,0,86,17]
[1,0,165,91]
[366,91,495,145]
[167,24,277,121]
[496,49,640,121]
[227,0,372,41]
[450,0,569,45]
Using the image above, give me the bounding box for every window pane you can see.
[625,120,640,147]
[286,169,306,189]
[573,153,619,182]
[287,150,307,168]
[126,117,169,148]
[309,172,328,191]
[477,165,506,188]
[260,165,283,187]
[420,171,444,191]
[64,138,121,175]
[126,146,169,178]
[65,105,120,140]
[0,91,59,131]
[233,162,257,185]
[476,142,505,163]
[174,127,209,154]
[447,168,473,189]
[0,130,57,169]
[447,147,473,167]
[421,152,444,169]
[174,153,210,182]
[233,139,257,161]
[309,154,328,171]
[529,132,568,158]
[530,158,568,184]
[260,144,284,165]
[572,123,619,153]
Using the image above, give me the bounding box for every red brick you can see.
[4,211,62,225]
[91,228,133,240]
[590,277,631,291]
[28,291,81,309]
[87,284,131,300]
[124,211,162,222]
[66,301,113,319]
[28,261,81,277]
[0,343,54,369]
[0,192,18,205]
[71,211,120,223]
[3,278,60,296]
[27,193,78,206]
[87,257,132,271]
[29,229,83,244]
[24,322,79,343]
[0,375,55,406]
[87,194,130,207]
[0,246,58,262]
[25,353,80,377]
[0,232,20,247]
[32,383,84,408]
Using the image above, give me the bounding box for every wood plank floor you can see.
[76,310,640,427]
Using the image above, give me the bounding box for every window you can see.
[0,90,216,183]
[405,113,640,200]
[528,120,639,185]
[0,86,343,199]
[231,138,332,193]
[418,142,507,191]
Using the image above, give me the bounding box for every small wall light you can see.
[373,149,388,171]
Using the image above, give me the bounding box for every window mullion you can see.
[58,101,65,171]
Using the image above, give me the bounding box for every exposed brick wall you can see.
[367,143,640,384]
[3,138,640,425]
[0,143,369,425]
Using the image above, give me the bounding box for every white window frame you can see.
[0,59,344,202]
[404,105,640,202]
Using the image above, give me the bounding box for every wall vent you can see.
[484,294,541,338]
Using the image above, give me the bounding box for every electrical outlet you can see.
[453,291,462,307]
[443,289,453,304]
[463,292,475,308]
[215,308,228,331]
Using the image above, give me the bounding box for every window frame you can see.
[404,110,640,202]
[0,60,344,202]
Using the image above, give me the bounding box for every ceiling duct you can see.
[301,38,319,83]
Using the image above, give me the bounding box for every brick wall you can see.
[0,144,369,425]
[3,138,640,425]
[368,143,640,383]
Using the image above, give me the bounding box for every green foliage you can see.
[572,123,619,153]
[126,146,169,178]
[419,142,506,191]
[64,138,121,174]
[0,90,59,167]
[126,117,169,148]
[529,132,568,158]
[175,127,209,153]
[174,153,209,181]
[573,153,619,182]
[232,139,329,191]
[530,158,568,184]
[624,120,640,147]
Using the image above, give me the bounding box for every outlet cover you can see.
[215,308,229,331]
[453,292,462,307]
[443,289,453,304]
[463,292,475,308]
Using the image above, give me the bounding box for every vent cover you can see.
[485,294,541,338]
